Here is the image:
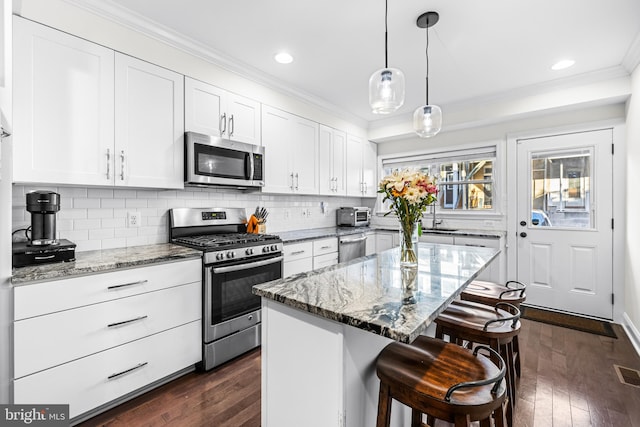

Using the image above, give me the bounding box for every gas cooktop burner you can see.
[173,233,280,249]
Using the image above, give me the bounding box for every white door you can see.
[290,115,319,194]
[226,92,261,145]
[184,77,224,137]
[261,106,293,193]
[115,53,184,189]
[346,134,363,196]
[516,129,613,319]
[13,17,114,186]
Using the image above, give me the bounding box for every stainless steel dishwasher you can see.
[338,233,367,262]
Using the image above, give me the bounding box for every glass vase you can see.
[399,221,419,267]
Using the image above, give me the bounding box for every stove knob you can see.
[245,248,254,255]
[271,244,278,251]
[262,246,270,253]
[227,251,235,259]
[216,253,224,261]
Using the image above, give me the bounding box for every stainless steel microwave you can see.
[185,132,264,189]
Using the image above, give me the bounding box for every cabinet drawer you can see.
[13,321,201,419]
[14,258,201,320]
[14,281,201,378]
[284,258,313,278]
[313,238,338,256]
[313,252,338,270]
[283,242,313,262]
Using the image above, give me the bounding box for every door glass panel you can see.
[530,148,592,229]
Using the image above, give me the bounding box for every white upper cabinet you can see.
[13,17,185,189]
[13,16,115,186]
[115,53,184,189]
[184,77,260,145]
[346,134,378,197]
[319,124,346,196]
[261,105,319,195]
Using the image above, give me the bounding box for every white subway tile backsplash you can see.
[12,184,368,252]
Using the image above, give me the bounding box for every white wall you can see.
[624,64,640,346]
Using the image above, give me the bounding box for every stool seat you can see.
[376,335,507,427]
[461,280,526,307]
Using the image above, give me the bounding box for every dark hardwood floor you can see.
[78,319,640,427]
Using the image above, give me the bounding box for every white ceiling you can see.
[86,0,640,124]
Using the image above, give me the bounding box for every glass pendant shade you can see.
[369,68,405,114]
[413,104,442,138]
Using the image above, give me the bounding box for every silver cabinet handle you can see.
[106,148,111,180]
[290,172,295,190]
[107,315,148,328]
[320,246,332,250]
[120,150,125,181]
[363,182,368,194]
[220,113,227,135]
[229,114,234,136]
[0,125,11,138]
[295,173,299,190]
[107,279,148,290]
[108,362,148,380]
[290,250,306,256]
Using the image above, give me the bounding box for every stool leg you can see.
[426,414,436,427]
[513,335,521,378]
[411,409,423,427]
[376,382,392,427]
[453,413,472,427]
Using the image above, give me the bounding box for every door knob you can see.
[520,221,527,226]
[520,232,527,238]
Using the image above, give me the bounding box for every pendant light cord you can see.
[425,23,430,105]
[384,0,389,68]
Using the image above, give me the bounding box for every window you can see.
[380,146,497,213]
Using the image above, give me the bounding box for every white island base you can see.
[261,299,419,427]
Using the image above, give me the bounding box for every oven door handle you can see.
[340,236,367,244]
[212,256,283,274]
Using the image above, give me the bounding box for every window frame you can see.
[377,142,503,219]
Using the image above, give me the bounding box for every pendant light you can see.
[369,0,405,114]
[413,11,442,138]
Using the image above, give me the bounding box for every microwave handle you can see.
[245,152,254,180]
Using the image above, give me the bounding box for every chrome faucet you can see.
[431,204,442,229]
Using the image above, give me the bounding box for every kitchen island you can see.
[253,242,499,427]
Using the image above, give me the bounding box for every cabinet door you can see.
[346,134,363,196]
[226,92,261,145]
[361,139,378,197]
[333,129,347,196]
[184,77,224,137]
[291,115,319,194]
[261,106,293,193]
[318,125,334,195]
[376,233,395,253]
[13,17,114,185]
[115,53,184,189]
[454,236,502,283]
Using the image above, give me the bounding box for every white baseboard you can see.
[621,313,640,358]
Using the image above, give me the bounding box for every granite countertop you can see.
[277,226,373,243]
[253,242,499,343]
[12,243,201,285]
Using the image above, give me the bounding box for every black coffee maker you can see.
[26,190,60,245]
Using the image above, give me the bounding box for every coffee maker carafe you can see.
[26,190,60,246]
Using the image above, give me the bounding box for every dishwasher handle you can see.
[339,236,367,244]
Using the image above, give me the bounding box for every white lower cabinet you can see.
[313,237,338,269]
[375,231,398,253]
[283,241,313,277]
[14,321,200,419]
[453,236,503,283]
[12,259,202,420]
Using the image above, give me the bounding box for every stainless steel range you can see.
[169,207,283,370]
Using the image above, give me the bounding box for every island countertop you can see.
[253,242,499,343]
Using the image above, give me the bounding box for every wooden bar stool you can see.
[376,335,507,427]
[460,280,526,378]
[434,300,521,427]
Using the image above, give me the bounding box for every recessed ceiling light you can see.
[551,59,575,70]
[274,52,293,64]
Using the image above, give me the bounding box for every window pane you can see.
[530,149,592,228]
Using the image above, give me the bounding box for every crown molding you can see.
[61,0,368,129]
[622,31,640,73]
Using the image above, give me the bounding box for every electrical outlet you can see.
[127,211,141,228]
